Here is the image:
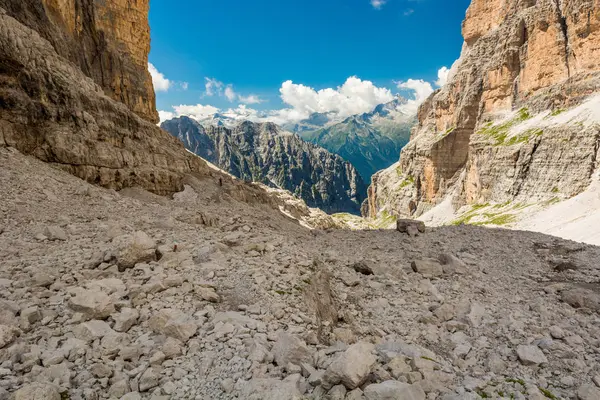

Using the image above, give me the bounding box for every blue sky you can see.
[149,0,471,123]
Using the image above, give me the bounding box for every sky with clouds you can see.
[149,0,471,124]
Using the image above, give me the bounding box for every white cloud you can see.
[158,110,175,124]
[173,104,220,120]
[148,63,172,92]
[224,86,237,102]
[181,82,189,90]
[279,77,394,121]
[396,79,435,114]
[205,78,224,96]
[161,75,439,126]
[204,77,263,104]
[370,0,386,9]
[435,66,450,87]
[238,94,263,105]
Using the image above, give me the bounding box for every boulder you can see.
[43,226,67,241]
[397,220,426,236]
[272,333,313,367]
[578,384,600,400]
[323,342,376,389]
[364,381,426,400]
[149,309,198,343]
[0,324,18,349]
[516,345,548,366]
[74,320,114,342]
[438,254,467,275]
[14,383,61,400]
[113,231,157,270]
[411,259,444,278]
[113,308,139,332]
[561,288,600,311]
[68,288,115,319]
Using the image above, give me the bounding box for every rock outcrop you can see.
[0,1,211,195]
[366,0,600,222]
[162,116,367,214]
[0,0,158,123]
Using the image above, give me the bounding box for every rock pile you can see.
[1,147,600,400]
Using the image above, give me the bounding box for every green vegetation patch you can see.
[399,175,415,189]
[550,108,566,117]
[477,108,541,146]
[538,387,558,400]
[450,203,517,227]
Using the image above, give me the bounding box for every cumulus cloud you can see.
[158,110,175,124]
[173,104,220,120]
[435,67,450,87]
[395,79,435,114]
[161,75,439,126]
[370,0,386,9]
[279,77,394,121]
[148,63,172,92]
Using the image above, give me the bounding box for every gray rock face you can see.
[161,116,367,214]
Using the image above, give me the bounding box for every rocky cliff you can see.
[162,116,367,214]
[366,0,600,223]
[0,1,214,195]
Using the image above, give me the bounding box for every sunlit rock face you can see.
[365,0,600,220]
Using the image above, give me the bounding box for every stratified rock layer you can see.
[0,3,210,195]
[0,0,158,123]
[366,0,600,219]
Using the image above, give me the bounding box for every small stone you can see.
[328,384,347,400]
[220,378,234,393]
[549,325,565,339]
[516,345,548,366]
[149,309,198,343]
[411,259,443,278]
[139,368,159,392]
[364,380,426,400]
[0,325,18,349]
[74,320,114,342]
[109,380,130,398]
[113,308,139,332]
[578,384,600,400]
[44,226,67,241]
[21,306,42,325]
[352,261,374,275]
[15,383,61,400]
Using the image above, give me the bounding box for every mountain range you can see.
[299,98,414,182]
[161,116,367,214]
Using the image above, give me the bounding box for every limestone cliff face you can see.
[0,0,158,123]
[366,0,600,220]
[0,3,209,195]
